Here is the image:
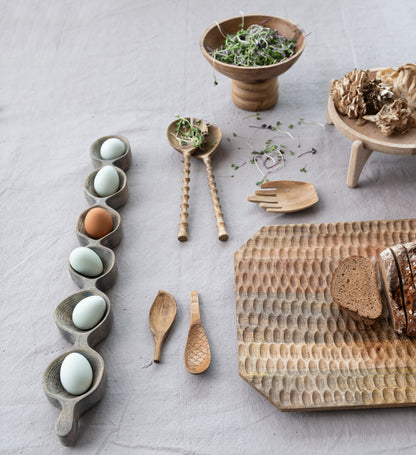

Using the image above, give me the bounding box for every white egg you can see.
[69,247,103,277]
[72,295,107,330]
[60,352,93,395]
[100,138,126,160]
[93,166,120,197]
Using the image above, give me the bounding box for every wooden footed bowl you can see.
[200,15,305,111]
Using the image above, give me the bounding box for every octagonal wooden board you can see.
[234,218,416,411]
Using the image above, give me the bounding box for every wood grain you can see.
[200,15,305,111]
[234,218,416,411]
[178,152,191,242]
[247,180,319,214]
[149,290,177,363]
[194,124,228,241]
[185,291,211,374]
[43,137,130,445]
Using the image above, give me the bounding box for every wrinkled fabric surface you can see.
[1,0,416,453]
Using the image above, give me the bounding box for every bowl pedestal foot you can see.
[231,77,279,111]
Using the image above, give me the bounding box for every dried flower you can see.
[363,98,414,136]
[377,63,416,109]
[331,69,368,119]
[362,79,394,115]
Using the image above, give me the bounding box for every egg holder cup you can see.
[42,136,131,446]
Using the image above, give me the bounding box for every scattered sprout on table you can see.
[298,148,317,158]
[225,116,322,184]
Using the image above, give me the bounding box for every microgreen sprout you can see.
[249,122,295,140]
[211,21,297,68]
[297,118,325,129]
[228,114,321,183]
[172,116,207,149]
[298,148,317,158]
[243,112,261,120]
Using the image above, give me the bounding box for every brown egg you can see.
[84,207,114,239]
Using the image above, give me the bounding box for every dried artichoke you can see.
[331,69,368,119]
[363,98,414,136]
[377,63,416,109]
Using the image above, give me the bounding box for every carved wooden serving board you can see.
[234,218,416,411]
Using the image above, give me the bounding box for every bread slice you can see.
[330,256,382,325]
[402,241,416,336]
[378,247,407,335]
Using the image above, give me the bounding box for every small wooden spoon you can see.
[149,290,177,363]
[184,291,211,374]
[193,124,228,241]
[167,118,208,242]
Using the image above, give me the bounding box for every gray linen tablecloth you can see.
[1,0,416,453]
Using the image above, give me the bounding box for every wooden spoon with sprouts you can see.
[167,117,208,241]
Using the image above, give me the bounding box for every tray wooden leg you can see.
[347,140,373,188]
[326,79,334,125]
[325,105,333,125]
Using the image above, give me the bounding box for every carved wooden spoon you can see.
[149,290,177,363]
[184,291,211,374]
[167,118,208,242]
[247,180,319,213]
[193,124,228,241]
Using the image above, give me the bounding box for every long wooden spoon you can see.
[167,118,208,242]
[193,124,228,241]
[149,290,177,363]
[184,291,211,374]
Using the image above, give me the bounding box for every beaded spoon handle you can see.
[193,123,228,241]
[166,118,208,242]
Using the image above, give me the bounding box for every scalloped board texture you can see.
[234,219,416,411]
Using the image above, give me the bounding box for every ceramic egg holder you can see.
[42,135,131,446]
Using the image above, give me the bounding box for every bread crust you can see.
[378,247,407,335]
[402,241,416,336]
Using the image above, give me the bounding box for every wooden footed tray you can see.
[326,69,416,188]
[234,218,416,411]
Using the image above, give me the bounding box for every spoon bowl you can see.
[194,124,228,241]
[247,180,319,213]
[167,117,208,154]
[167,118,208,241]
[193,124,222,160]
[149,290,177,363]
[184,291,211,374]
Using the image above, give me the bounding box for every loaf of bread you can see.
[399,242,416,336]
[378,247,407,335]
[330,256,382,325]
[330,242,416,335]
